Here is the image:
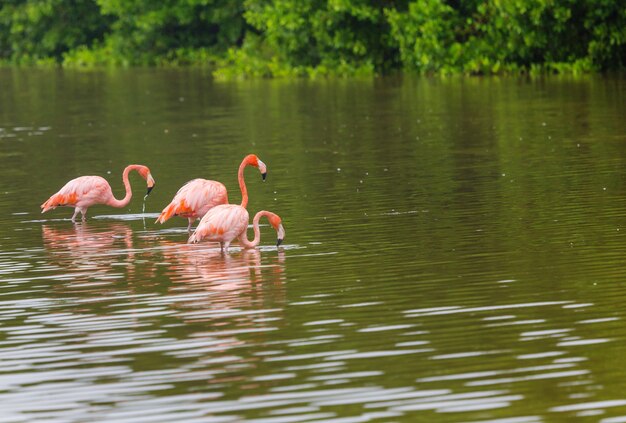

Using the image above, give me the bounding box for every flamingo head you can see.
[246,154,267,181]
[267,213,285,247]
[137,166,156,196]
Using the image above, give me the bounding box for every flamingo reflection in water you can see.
[158,241,287,319]
[41,223,146,286]
[152,244,287,379]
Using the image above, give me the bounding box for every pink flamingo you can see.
[188,204,285,252]
[156,154,267,231]
[41,164,156,222]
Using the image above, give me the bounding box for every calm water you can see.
[0,69,625,422]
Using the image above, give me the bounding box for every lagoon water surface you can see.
[0,69,625,422]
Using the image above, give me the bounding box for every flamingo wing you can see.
[181,179,228,217]
[157,179,228,224]
[42,176,112,211]
[189,204,248,244]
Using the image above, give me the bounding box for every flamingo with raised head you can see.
[41,164,156,222]
[188,204,285,252]
[156,154,267,231]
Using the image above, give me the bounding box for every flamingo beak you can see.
[276,224,285,247]
[146,174,156,196]
[258,160,267,181]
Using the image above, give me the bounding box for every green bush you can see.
[1,0,624,76]
[0,0,110,64]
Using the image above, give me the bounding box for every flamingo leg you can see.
[71,208,80,223]
[187,218,194,233]
[80,208,87,222]
[223,241,231,253]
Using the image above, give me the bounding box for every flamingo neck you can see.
[239,211,268,249]
[238,159,249,208]
[107,165,136,208]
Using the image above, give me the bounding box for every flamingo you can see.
[188,204,285,252]
[156,154,267,231]
[41,164,156,222]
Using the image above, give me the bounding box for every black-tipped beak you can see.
[277,238,283,247]
[261,172,267,181]
[146,186,154,196]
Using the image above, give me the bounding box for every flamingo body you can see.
[156,154,267,230]
[41,176,112,211]
[189,204,284,252]
[188,204,249,249]
[41,164,155,222]
[156,179,228,229]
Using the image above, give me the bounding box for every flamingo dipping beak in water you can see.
[146,173,156,197]
[41,164,156,222]
[276,223,285,247]
[188,206,284,253]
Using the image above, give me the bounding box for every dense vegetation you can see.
[0,0,624,77]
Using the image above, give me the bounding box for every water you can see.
[0,68,625,422]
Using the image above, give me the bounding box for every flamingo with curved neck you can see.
[238,211,285,249]
[156,154,266,231]
[238,154,267,208]
[41,164,156,222]
[188,204,284,252]
[107,165,155,207]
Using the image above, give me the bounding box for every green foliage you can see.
[235,0,396,77]
[385,0,622,74]
[213,31,377,80]
[386,0,462,73]
[90,0,244,65]
[1,0,624,75]
[0,0,109,64]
